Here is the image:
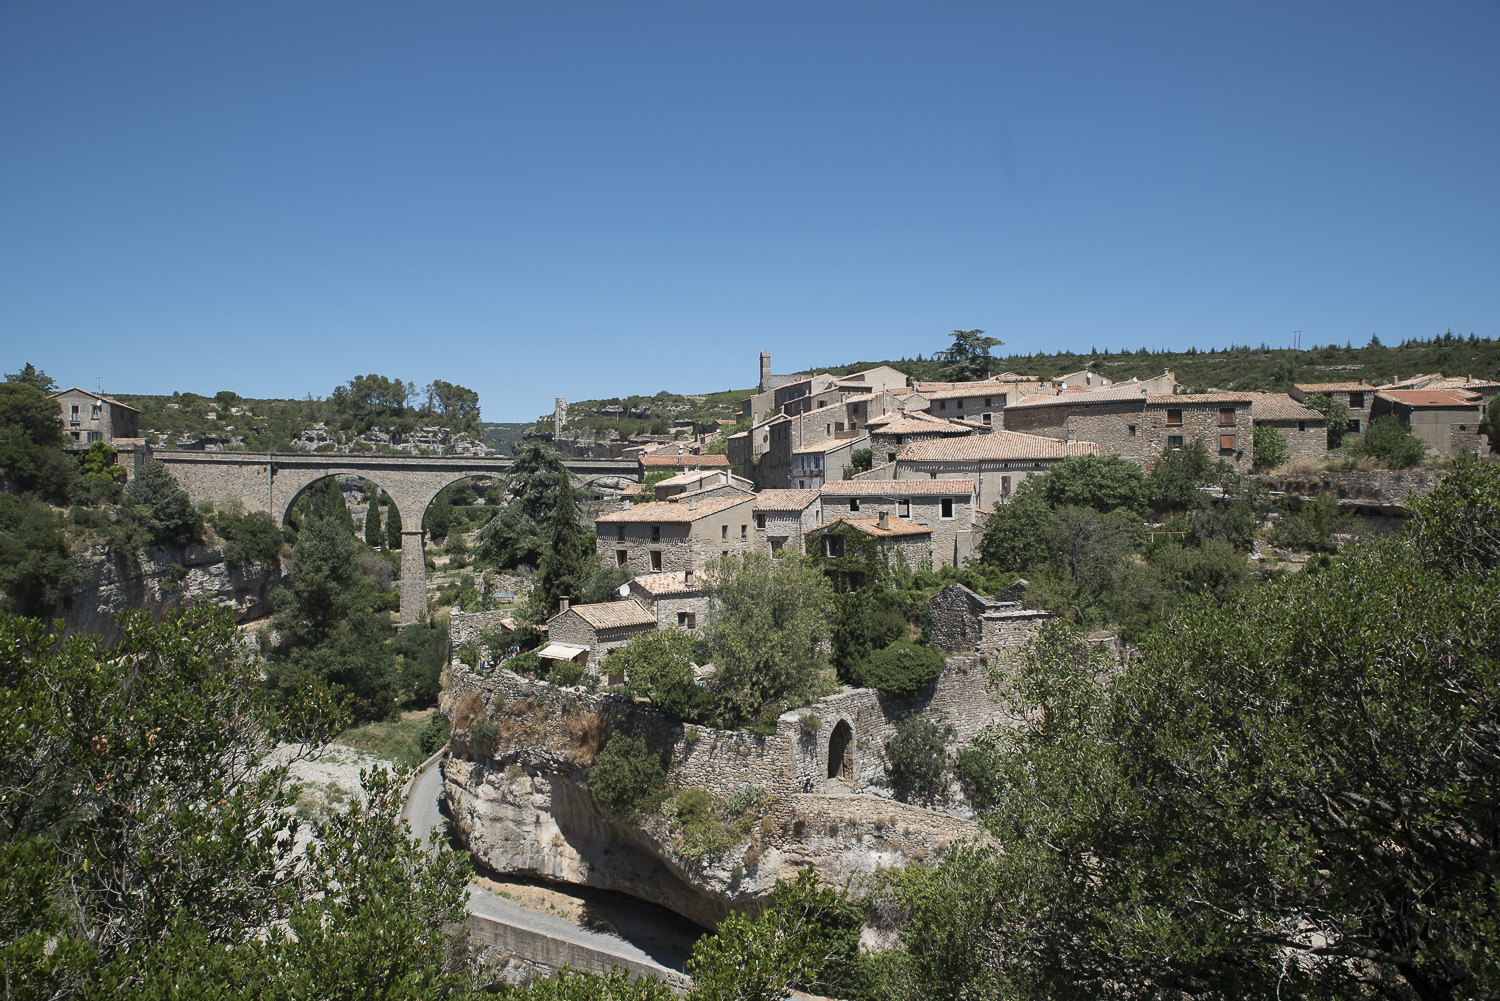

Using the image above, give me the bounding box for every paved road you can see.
[401,755,691,979]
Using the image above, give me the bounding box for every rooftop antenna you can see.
[94,372,104,395]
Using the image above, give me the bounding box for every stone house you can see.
[651,468,753,501]
[595,494,758,574]
[807,513,934,588]
[638,451,730,475]
[1248,394,1329,464]
[752,489,822,555]
[628,569,711,633]
[543,597,658,672]
[927,582,1048,655]
[53,388,141,448]
[790,434,868,490]
[920,384,1040,427]
[820,478,975,567]
[887,430,1100,509]
[1290,381,1376,439]
[829,365,909,395]
[866,410,972,466]
[1370,389,1486,456]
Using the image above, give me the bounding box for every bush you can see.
[124,460,200,548]
[1147,439,1214,513]
[0,495,77,617]
[415,711,450,756]
[954,738,1005,813]
[216,510,284,566]
[550,658,585,686]
[613,630,708,721]
[1354,415,1427,468]
[884,714,954,807]
[505,650,542,677]
[589,733,667,819]
[857,639,946,699]
[1251,424,1288,470]
[1270,493,1350,553]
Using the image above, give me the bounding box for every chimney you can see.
[878,511,891,530]
[685,567,695,587]
[760,350,771,391]
[559,596,569,614]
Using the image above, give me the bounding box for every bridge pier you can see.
[400,531,427,626]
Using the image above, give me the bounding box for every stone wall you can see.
[1255,419,1328,464]
[753,506,820,556]
[1247,468,1447,512]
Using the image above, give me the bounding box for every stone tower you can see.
[759,351,772,392]
[554,397,567,437]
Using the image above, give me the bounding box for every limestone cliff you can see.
[63,543,282,641]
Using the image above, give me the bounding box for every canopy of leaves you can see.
[473,443,574,569]
[588,733,666,819]
[857,638,945,699]
[883,713,954,807]
[1354,414,1428,468]
[1304,392,1352,446]
[1146,438,1216,513]
[612,630,709,721]
[1035,453,1148,516]
[0,380,71,500]
[0,494,77,617]
[122,459,200,548]
[1250,423,1289,470]
[937,328,1004,383]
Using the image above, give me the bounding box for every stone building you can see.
[543,597,657,671]
[789,434,868,490]
[807,514,934,586]
[651,468,753,501]
[819,479,976,567]
[886,430,1100,509]
[866,410,972,466]
[752,488,822,555]
[638,451,731,475]
[1370,389,1486,456]
[1248,393,1329,464]
[1290,381,1376,439]
[927,582,1047,655]
[53,388,141,448]
[921,383,1039,426]
[628,569,710,633]
[594,494,758,574]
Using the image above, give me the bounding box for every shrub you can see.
[1270,493,1350,553]
[550,659,585,686]
[469,717,500,756]
[589,733,666,819]
[0,495,77,617]
[884,714,954,807]
[217,510,284,566]
[1251,424,1288,470]
[1354,415,1427,468]
[953,738,1005,813]
[415,711,450,756]
[505,650,542,677]
[672,787,732,860]
[857,639,946,699]
[612,630,708,721]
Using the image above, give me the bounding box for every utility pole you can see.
[1293,330,1302,351]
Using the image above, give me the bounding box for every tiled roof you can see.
[564,600,656,631]
[1376,389,1481,408]
[911,378,1019,393]
[670,484,755,503]
[867,410,960,431]
[793,434,868,455]
[1429,376,1500,391]
[1295,381,1373,393]
[1250,394,1324,421]
[922,386,1018,401]
[897,430,1100,462]
[630,570,710,596]
[818,515,932,538]
[1002,385,1149,410]
[639,453,731,467]
[753,489,821,511]
[51,387,141,412]
[1378,374,1440,391]
[1145,393,1252,405]
[821,479,975,496]
[653,469,725,488]
[596,495,753,524]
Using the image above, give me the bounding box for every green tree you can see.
[857,638,946,699]
[273,514,367,645]
[425,379,481,434]
[80,440,126,483]
[364,496,383,546]
[1355,414,1427,468]
[286,477,355,543]
[122,459,200,548]
[937,328,1004,383]
[0,495,77,617]
[215,510,284,567]
[1251,423,1289,470]
[527,480,597,622]
[1146,438,1214,513]
[1303,392,1351,447]
[843,447,873,479]
[0,380,71,499]
[4,362,58,393]
[612,630,708,721]
[423,490,454,542]
[473,443,574,568]
[1035,453,1147,515]
[703,553,835,728]
[385,494,403,549]
[588,733,667,819]
[977,490,1056,572]
[883,713,954,807]
[830,589,874,685]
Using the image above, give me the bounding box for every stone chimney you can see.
[559,595,569,614]
[878,511,891,530]
[554,398,567,436]
[685,567,695,587]
[760,350,772,392]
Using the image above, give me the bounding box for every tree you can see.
[0,605,471,999]
[1251,423,1288,470]
[1043,505,1140,600]
[473,443,574,568]
[426,380,481,434]
[364,496,383,546]
[937,328,1004,383]
[273,513,366,645]
[286,476,354,543]
[423,490,454,542]
[843,448,873,479]
[896,469,1500,1000]
[1355,414,1427,468]
[0,495,76,617]
[613,630,708,721]
[883,714,954,807]
[1304,392,1351,447]
[1036,454,1148,516]
[385,494,403,549]
[977,490,1055,572]
[857,638,946,699]
[0,380,71,499]
[704,553,835,728]
[123,459,199,548]
[527,480,596,622]
[588,733,667,819]
[1146,438,1214,513]
[80,440,126,483]
[4,362,57,393]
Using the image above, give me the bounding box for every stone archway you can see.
[827,720,854,786]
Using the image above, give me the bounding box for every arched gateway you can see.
[827,720,854,787]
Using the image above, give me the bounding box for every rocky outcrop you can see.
[63,543,282,642]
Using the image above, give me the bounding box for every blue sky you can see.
[2,2,1496,420]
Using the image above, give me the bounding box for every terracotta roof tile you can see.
[1294,382,1374,393]
[639,453,731,467]
[596,495,754,524]
[753,489,821,511]
[1376,389,1482,407]
[817,515,932,538]
[896,430,1100,462]
[630,571,711,596]
[561,600,656,631]
[821,479,975,496]
[1250,394,1325,422]
[1146,393,1252,405]
[51,388,142,412]
[867,413,971,435]
[1003,384,1149,410]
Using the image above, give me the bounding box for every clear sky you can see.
[2,2,1496,420]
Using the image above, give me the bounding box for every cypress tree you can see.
[531,484,591,617]
[385,495,403,550]
[363,496,382,547]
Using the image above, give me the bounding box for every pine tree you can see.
[384,495,403,550]
[363,496,382,547]
[529,483,593,620]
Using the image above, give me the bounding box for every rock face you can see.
[440,666,984,929]
[63,543,282,642]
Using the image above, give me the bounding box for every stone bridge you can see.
[152,450,639,624]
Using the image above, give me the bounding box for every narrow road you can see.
[401,754,693,981]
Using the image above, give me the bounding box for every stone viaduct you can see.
[152,450,639,625]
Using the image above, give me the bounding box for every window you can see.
[90,404,101,420]
[982,413,992,425]
[678,612,696,629]
[940,498,954,519]
[722,550,729,557]
[1219,408,1236,426]
[1128,424,1138,435]
[1459,424,1467,432]
[769,539,784,553]
[849,498,860,512]
[955,399,963,409]
[1166,408,1183,426]
[86,431,102,443]
[898,500,910,517]
[1167,435,1184,449]
[650,550,663,571]
[984,397,992,407]
[1349,419,1361,433]
[826,424,832,436]
[797,479,806,489]
[721,525,728,540]
[824,535,845,557]
[651,525,660,542]
[69,405,79,424]
[1349,393,1365,409]
[1220,434,1237,451]
[617,526,625,541]
[755,513,765,529]
[939,401,947,410]
[999,393,1007,407]
[616,549,628,566]
[1299,421,1307,432]
[740,524,747,540]
[887,451,897,463]
[1001,475,1012,495]
[834,422,844,432]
